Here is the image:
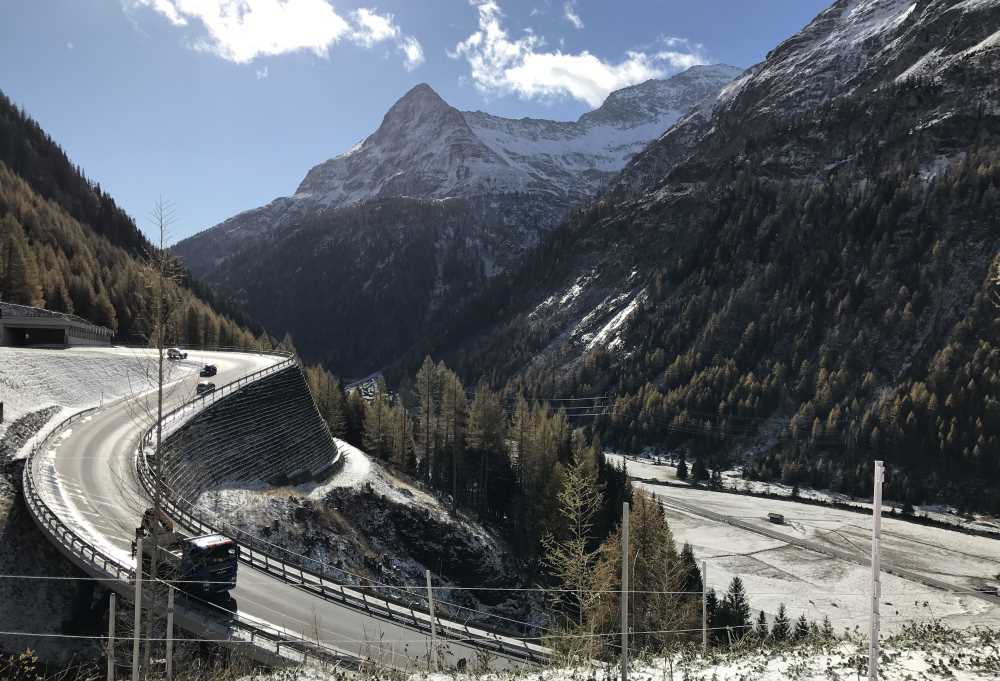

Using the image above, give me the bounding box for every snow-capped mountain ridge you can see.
[175,64,742,279]
[294,65,743,209]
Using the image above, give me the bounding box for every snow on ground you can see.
[195,439,503,566]
[605,451,1000,534]
[0,346,200,458]
[193,442,543,632]
[238,624,1000,681]
[604,454,1000,633]
[403,624,1000,681]
[618,476,1000,636]
[585,290,645,352]
[205,440,461,527]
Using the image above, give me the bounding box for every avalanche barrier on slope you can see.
[158,363,341,501]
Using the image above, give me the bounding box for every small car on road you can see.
[167,348,187,360]
[200,364,218,377]
[196,382,216,395]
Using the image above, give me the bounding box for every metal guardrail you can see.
[19,362,364,669]
[135,354,549,664]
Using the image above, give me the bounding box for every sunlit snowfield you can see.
[604,453,1000,634]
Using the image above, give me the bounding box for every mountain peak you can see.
[282,64,740,211]
[389,82,450,114]
[371,81,462,142]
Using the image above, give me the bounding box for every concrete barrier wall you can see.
[159,365,340,501]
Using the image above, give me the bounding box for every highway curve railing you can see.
[136,353,550,665]
[22,405,363,669]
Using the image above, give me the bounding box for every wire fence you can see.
[0,573,994,598]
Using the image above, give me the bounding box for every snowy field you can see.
[627,478,1000,635]
[605,452,1000,535]
[0,346,201,457]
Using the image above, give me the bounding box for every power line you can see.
[0,573,986,599]
[0,615,925,646]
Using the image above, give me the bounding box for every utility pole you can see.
[425,569,437,672]
[621,501,630,681]
[701,560,708,652]
[869,460,885,681]
[166,587,174,680]
[107,592,116,681]
[132,536,143,681]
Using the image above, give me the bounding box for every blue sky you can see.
[0,0,829,242]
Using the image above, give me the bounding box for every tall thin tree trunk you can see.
[142,202,170,673]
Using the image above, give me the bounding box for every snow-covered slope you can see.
[0,347,198,458]
[720,0,1000,118]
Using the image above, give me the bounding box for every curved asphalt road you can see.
[31,349,537,672]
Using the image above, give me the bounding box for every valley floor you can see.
[605,453,1000,636]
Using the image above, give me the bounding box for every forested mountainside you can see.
[196,196,550,374]
[429,0,1000,512]
[172,67,740,374]
[0,91,260,346]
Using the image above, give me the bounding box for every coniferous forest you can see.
[421,80,1000,516]
[304,357,835,652]
[0,90,262,347]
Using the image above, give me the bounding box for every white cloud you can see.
[144,0,187,26]
[66,41,75,50]
[126,0,423,70]
[563,1,583,29]
[656,36,706,70]
[401,36,425,71]
[256,66,269,79]
[452,1,706,107]
[351,8,399,47]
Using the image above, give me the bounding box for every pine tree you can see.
[705,589,720,640]
[678,543,702,595]
[0,215,43,306]
[344,389,366,446]
[676,454,688,480]
[755,610,769,641]
[691,455,709,482]
[466,382,506,516]
[390,401,415,472]
[821,615,835,640]
[771,603,790,642]
[414,356,441,482]
[722,576,751,636]
[542,456,603,652]
[363,384,392,460]
[590,492,696,653]
[794,614,810,641]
